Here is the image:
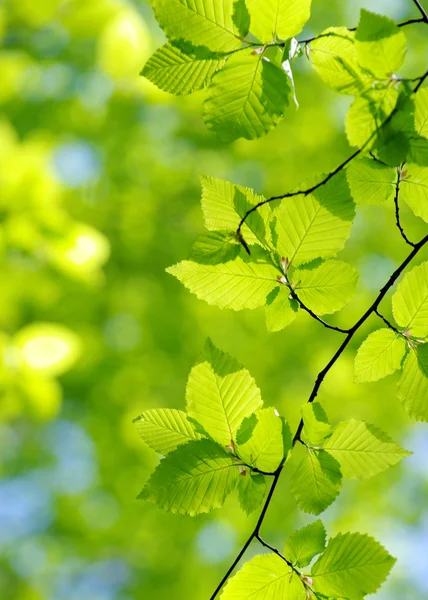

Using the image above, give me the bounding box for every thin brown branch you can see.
[298,16,426,45]
[414,68,428,92]
[285,276,350,334]
[374,309,402,335]
[236,147,362,239]
[394,169,416,247]
[255,534,296,569]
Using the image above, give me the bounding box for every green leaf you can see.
[310,28,373,95]
[373,91,428,167]
[265,287,299,332]
[220,553,306,599]
[323,419,410,479]
[355,9,406,78]
[246,0,311,43]
[398,345,428,421]
[291,448,342,515]
[346,158,396,205]
[140,439,239,515]
[415,88,428,139]
[272,172,355,266]
[190,232,240,264]
[233,0,251,38]
[186,339,263,447]
[391,93,428,166]
[284,520,326,567]
[312,532,396,599]
[345,85,399,149]
[237,472,267,514]
[203,51,290,141]
[400,164,428,222]
[141,43,225,95]
[237,407,289,472]
[200,175,271,247]
[134,408,201,454]
[294,260,358,315]
[302,402,332,446]
[392,261,428,337]
[236,413,258,445]
[166,257,280,310]
[152,0,245,53]
[354,328,407,383]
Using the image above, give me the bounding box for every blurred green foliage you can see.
[0,0,427,599]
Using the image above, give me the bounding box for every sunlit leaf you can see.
[310,27,372,95]
[134,408,201,454]
[294,260,358,315]
[415,88,428,139]
[291,448,342,515]
[237,472,267,514]
[398,345,428,422]
[152,0,246,53]
[323,419,411,479]
[347,158,396,205]
[204,51,290,141]
[220,553,306,599]
[301,402,332,446]
[140,439,240,515]
[237,407,289,472]
[190,232,240,264]
[345,86,399,149]
[312,532,396,599]
[200,175,271,247]
[186,339,263,446]
[142,43,225,95]
[246,0,311,43]
[392,261,428,337]
[265,287,299,332]
[283,520,326,567]
[272,172,355,266]
[167,257,280,310]
[400,164,428,223]
[354,328,407,382]
[355,9,406,78]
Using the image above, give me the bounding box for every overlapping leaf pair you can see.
[136,349,404,597]
[355,261,428,421]
[143,0,312,140]
[136,339,291,516]
[142,4,425,149]
[136,337,410,518]
[222,521,395,600]
[311,10,428,165]
[292,402,410,515]
[168,172,358,331]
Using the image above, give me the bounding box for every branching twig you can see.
[255,534,295,569]
[285,276,350,334]
[412,0,428,22]
[237,147,362,239]
[236,72,427,249]
[394,169,416,247]
[210,233,428,599]
[414,68,428,92]
[298,16,426,45]
[209,10,428,598]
